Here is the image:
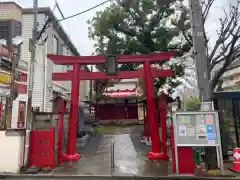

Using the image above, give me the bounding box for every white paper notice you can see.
[208,140,215,145]
[196,125,207,140]
[179,125,187,136]
[186,125,195,136]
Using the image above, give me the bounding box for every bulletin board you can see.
[173,111,220,146]
[172,111,224,174]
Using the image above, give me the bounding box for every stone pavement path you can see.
[51,126,169,176]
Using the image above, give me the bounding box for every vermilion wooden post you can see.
[63,63,80,161]
[160,110,169,160]
[143,61,162,160]
[143,102,146,137]
[170,124,176,172]
[144,116,147,137]
[57,100,67,164]
[144,103,150,141]
[57,112,63,164]
[158,94,169,161]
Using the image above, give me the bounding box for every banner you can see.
[0,72,11,84]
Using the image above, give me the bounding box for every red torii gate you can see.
[47,51,174,161]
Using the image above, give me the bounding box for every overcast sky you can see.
[1,0,234,55]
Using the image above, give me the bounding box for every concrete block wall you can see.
[32,112,69,153]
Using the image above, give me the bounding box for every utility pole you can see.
[27,0,38,128]
[10,46,19,103]
[189,0,212,106]
[24,0,38,166]
[189,0,217,169]
[10,45,17,128]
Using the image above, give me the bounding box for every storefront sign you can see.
[0,72,11,84]
[15,83,27,94]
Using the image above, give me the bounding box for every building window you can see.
[59,43,64,55]
[15,23,21,36]
[66,47,70,55]
[0,25,9,42]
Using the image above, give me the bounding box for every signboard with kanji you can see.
[173,111,220,146]
[172,111,224,174]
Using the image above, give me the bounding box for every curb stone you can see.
[0,174,238,179]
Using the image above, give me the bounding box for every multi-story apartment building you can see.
[22,7,91,112]
[0,2,91,111]
[0,2,27,95]
[220,59,240,91]
[0,2,22,45]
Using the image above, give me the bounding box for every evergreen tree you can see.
[88,0,191,94]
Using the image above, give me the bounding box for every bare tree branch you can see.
[199,0,215,49]
[208,10,237,63]
[201,0,215,23]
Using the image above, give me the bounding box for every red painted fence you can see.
[28,127,56,168]
[96,104,138,120]
[171,125,195,174]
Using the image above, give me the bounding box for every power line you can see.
[57,0,112,23]
[55,0,65,19]
[37,0,112,40]
[36,1,59,40]
[52,3,57,12]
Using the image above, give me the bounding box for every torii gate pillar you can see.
[62,63,81,161]
[158,93,170,161]
[144,61,162,160]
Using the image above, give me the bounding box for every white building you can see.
[0,3,92,174]
[21,7,90,111]
[220,59,240,91]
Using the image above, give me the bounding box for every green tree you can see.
[88,0,191,94]
[185,96,200,111]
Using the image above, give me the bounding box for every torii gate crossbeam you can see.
[52,69,173,81]
[47,51,175,162]
[48,51,174,65]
